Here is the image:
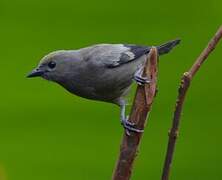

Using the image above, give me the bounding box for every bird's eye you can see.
[48,61,56,69]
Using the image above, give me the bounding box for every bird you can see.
[27,39,180,134]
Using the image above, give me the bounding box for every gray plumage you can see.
[27,39,180,133]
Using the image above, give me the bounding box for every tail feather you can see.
[157,39,180,55]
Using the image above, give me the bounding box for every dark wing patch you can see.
[107,44,150,68]
[124,44,150,59]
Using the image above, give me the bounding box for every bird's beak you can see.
[26,68,45,78]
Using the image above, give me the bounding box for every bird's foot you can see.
[134,66,150,85]
[121,116,144,136]
[134,74,150,85]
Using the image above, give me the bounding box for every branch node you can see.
[168,129,179,138]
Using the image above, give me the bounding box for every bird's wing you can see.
[81,44,150,68]
[103,44,151,68]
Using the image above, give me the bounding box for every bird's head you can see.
[27,50,79,83]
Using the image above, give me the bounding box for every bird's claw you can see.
[134,74,150,86]
[121,117,144,136]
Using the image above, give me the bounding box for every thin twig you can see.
[112,47,158,180]
[161,26,222,180]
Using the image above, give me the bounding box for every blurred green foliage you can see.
[0,0,222,179]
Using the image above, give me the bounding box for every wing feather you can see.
[80,44,150,68]
[105,44,150,68]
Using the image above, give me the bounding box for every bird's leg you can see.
[134,65,150,85]
[120,103,144,135]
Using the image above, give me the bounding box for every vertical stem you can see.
[112,47,158,180]
[161,73,190,180]
[161,26,222,180]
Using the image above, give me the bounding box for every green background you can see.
[0,0,221,179]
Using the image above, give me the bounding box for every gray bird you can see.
[27,39,180,134]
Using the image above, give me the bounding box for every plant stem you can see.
[112,47,158,180]
[162,26,222,180]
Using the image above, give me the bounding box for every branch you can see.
[161,26,222,180]
[112,47,158,180]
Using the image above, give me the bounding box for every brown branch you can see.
[161,26,222,180]
[112,47,158,180]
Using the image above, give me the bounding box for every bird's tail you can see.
[157,39,180,55]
